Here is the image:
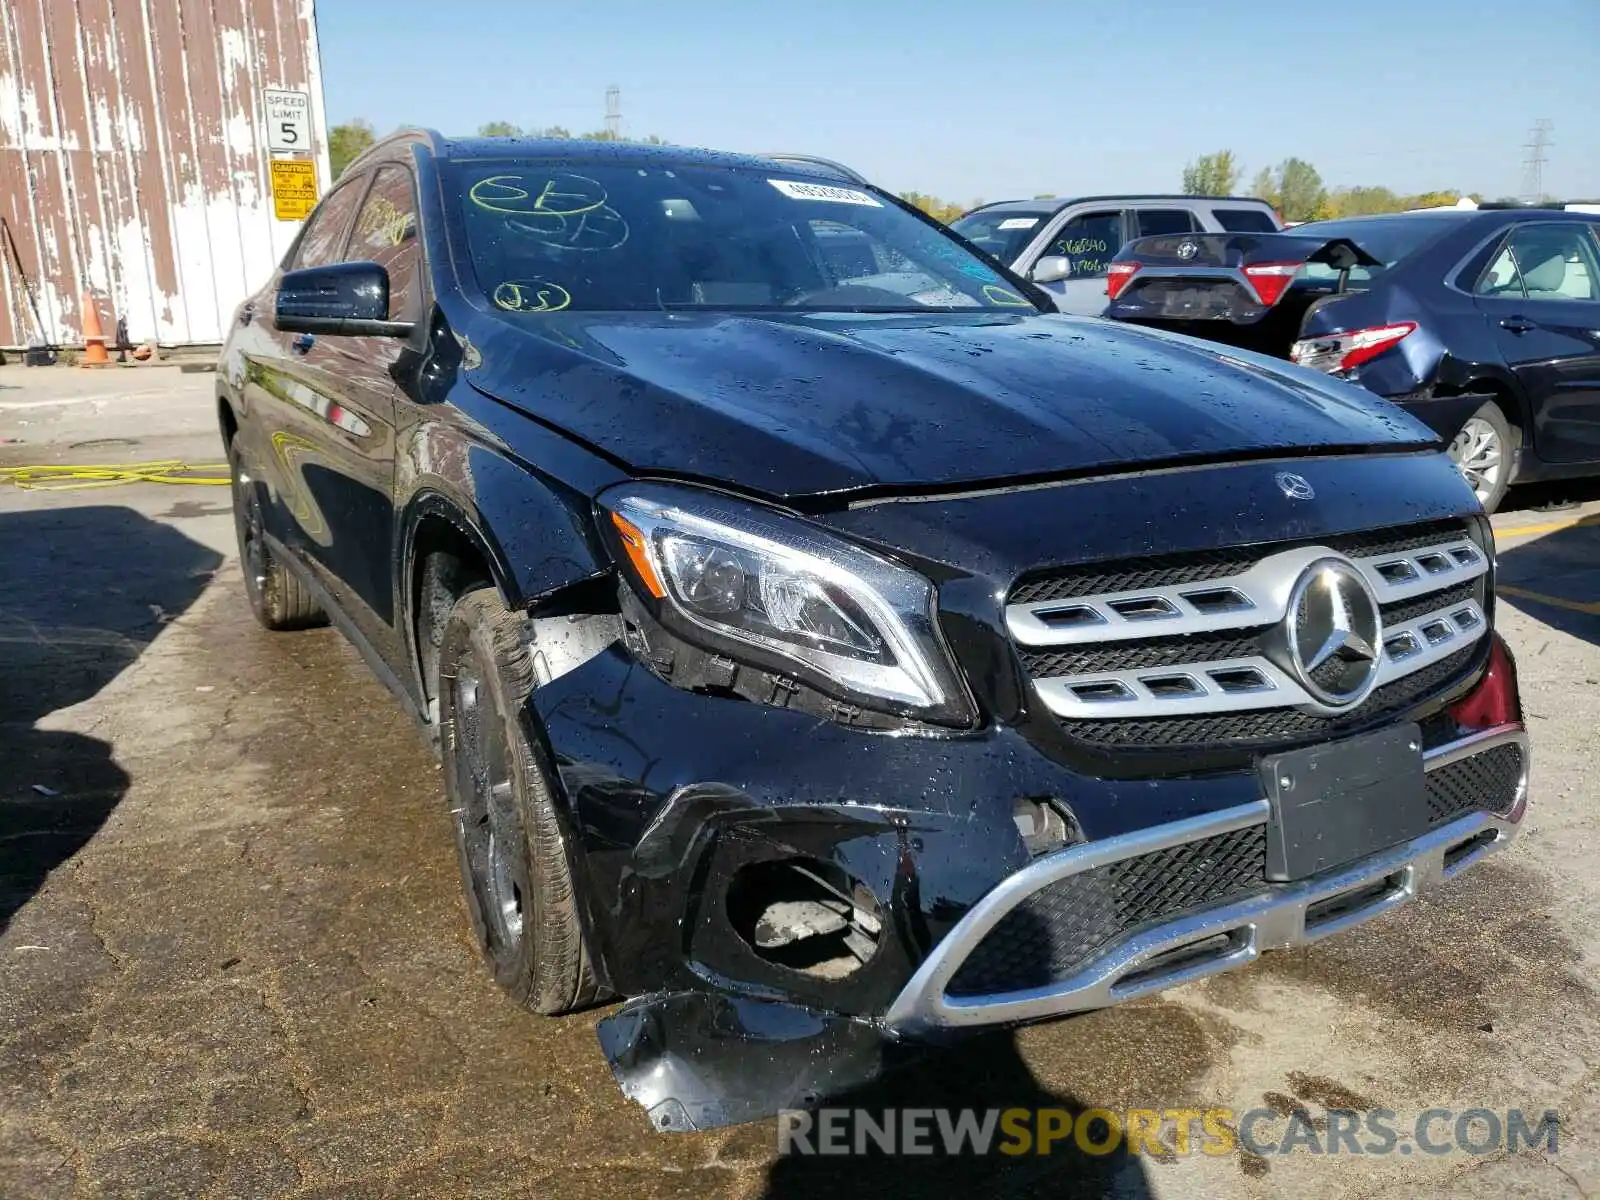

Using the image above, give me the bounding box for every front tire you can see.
[229,443,326,630]
[1448,401,1513,513]
[437,588,599,1015]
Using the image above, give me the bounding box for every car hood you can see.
[460,308,1435,500]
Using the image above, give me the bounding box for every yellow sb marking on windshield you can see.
[469,173,608,217]
[493,280,573,313]
[982,285,1032,306]
[471,173,630,252]
[508,207,629,252]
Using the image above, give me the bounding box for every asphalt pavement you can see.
[1,364,1597,1198]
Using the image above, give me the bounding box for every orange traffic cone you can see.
[80,292,110,367]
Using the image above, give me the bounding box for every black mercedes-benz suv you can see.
[219,132,1530,1130]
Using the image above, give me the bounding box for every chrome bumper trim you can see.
[883,725,1529,1033]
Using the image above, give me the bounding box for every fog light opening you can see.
[727,859,882,978]
[1013,796,1079,857]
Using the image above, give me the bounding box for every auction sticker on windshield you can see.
[768,179,883,206]
[999,217,1039,230]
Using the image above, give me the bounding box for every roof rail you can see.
[759,153,870,186]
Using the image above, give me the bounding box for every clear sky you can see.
[315,0,1599,204]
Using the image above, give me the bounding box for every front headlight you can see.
[598,483,974,726]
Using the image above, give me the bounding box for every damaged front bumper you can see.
[884,725,1527,1033]
[532,648,1528,1129]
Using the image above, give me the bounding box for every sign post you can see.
[264,87,318,221]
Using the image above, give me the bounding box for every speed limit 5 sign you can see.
[264,88,311,153]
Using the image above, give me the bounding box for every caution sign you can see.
[270,159,318,221]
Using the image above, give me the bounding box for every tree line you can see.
[1183,149,1516,222]
[327,120,666,179]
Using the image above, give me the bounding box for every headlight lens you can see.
[599,483,973,725]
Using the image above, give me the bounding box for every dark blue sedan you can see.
[1106,208,1600,511]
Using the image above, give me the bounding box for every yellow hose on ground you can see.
[0,460,231,490]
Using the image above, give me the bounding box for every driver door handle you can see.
[1499,316,1535,335]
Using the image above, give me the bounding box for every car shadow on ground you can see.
[1494,477,1600,652]
[0,504,221,934]
[760,907,1156,1197]
[760,1025,1156,1198]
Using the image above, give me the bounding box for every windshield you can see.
[447,159,1038,314]
[949,209,1052,266]
[1291,214,1464,287]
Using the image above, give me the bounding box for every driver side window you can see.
[290,179,366,270]
[1046,211,1125,279]
[348,166,422,319]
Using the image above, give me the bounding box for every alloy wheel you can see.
[233,464,270,599]
[451,669,527,950]
[1449,417,1502,506]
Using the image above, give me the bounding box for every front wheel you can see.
[436,588,599,1015]
[1449,401,1513,513]
[229,444,325,630]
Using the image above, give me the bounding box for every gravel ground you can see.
[2,365,1597,1198]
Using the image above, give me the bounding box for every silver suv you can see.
[952,195,1283,315]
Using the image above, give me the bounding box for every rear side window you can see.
[292,180,366,269]
[1212,207,1278,233]
[1046,210,1124,278]
[349,166,422,318]
[1135,209,1198,237]
[1473,244,1524,298]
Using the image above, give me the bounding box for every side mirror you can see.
[276,261,413,337]
[1030,255,1073,285]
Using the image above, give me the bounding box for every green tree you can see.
[1276,157,1325,223]
[898,192,968,223]
[327,119,374,181]
[1405,190,1463,210]
[1318,185,1403,218]
[478,121,522,137]
[1181,150,1241,196]
[1249,166,1279,209]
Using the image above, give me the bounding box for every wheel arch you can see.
[217,394,239,447]
[1430,361,1527,446]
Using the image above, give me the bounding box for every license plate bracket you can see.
[1259,723,1428,881]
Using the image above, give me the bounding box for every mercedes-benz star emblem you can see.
[1283,558,1383,709]
[1177,240,1199,261]
[1275,471,1315,500]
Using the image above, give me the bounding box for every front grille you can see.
[1382,581,1477,628]
[1019,582,1481,685]
[1009,518,1488,753]
[1012,519,1471,607]
[1021,629,1267,679]
[947,824,1268,996]
[1426,742,1524,825]
[1063,645,1477,749]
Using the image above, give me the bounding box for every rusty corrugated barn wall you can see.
[0,0,328,348]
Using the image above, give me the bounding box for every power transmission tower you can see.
[605,85,621,139]
[1522,120,1553,203]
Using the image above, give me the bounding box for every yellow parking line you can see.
[1494,513,1600,539]
[1497,584,1600,616]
